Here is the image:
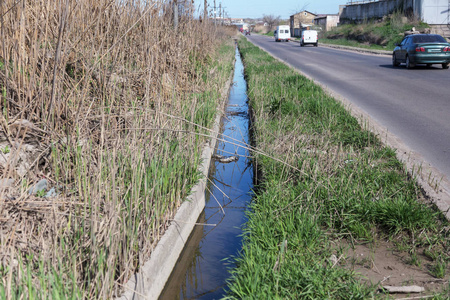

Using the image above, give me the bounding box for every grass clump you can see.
[224,37,450,299]
[0,0,236,298]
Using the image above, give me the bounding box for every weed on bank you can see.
[224,38,450,299]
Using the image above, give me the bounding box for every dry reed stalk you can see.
[0,0,235,298]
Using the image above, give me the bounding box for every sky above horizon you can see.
[193,0,347,19]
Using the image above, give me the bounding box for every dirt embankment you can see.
[324,13,430,48]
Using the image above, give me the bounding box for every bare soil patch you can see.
[336,238,450,298]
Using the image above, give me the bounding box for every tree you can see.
[262,14,280,31]
[169,0,195,29]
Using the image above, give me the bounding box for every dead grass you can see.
[0,0,235,298]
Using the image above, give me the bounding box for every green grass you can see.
[224,37,450,299]
[431,258,448,279]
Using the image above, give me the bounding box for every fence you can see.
[346,0,379,4]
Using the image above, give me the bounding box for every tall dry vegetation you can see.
[0,0,234,298]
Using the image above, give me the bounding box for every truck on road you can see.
[274,25,291,42]
[300,30,318,47]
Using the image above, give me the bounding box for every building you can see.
[339,0,450,38]
[314,14,340,31]
[340,0,449,25]
[229,18,244,24]
[290,11,317,37]
[414,0,449,25]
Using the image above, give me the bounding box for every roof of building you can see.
[290,10,317,18]
[314,14,339,19]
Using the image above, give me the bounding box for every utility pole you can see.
[220,4,227,26]
[219,3,222,26]
[204,0,208,21]
[214,0,216,26]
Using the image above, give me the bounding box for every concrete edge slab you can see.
[117,54,235,300]
[319,43,392,56]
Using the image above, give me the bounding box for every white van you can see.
[300,30,318,47]
[274,25,290,42]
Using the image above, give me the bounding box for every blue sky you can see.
[193,0,347,19]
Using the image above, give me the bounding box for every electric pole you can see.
[214,0,216,26]
[204,0,207,21]
[219,3,222,25]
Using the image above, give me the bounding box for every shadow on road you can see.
[379,64,446,70]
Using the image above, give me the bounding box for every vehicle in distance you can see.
[392,34,450,69]
[274,25,290,42]
[300,30,318,47]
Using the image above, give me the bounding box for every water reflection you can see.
[159,46,253,300]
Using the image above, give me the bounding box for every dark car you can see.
[392,34,450,69]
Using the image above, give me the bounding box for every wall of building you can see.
[315,15,340,31]
[421,0,450,24]
[340,0,449,25]
[340,0,413,22]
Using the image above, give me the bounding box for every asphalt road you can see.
[246,34,450,188]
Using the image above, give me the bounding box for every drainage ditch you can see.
[159,46,253,300]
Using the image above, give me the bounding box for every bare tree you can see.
[169,0,195,29]
[263,14,280,31]
[291,3,310,16]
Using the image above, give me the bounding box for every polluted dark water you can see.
[159,46,253,300]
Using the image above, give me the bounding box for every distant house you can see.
[290,10,317,37]
[229,18,244,24]
[314,14,339,31]
[255,21,269,26]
